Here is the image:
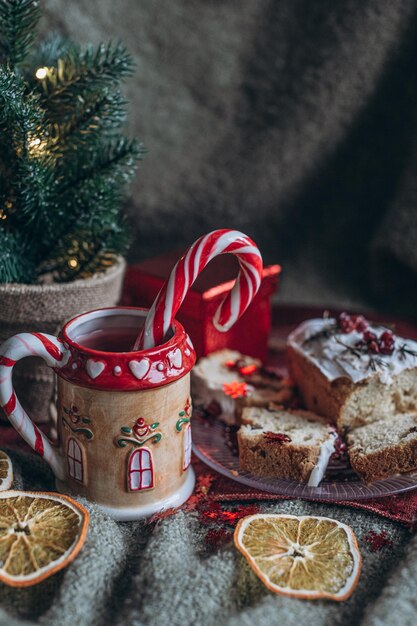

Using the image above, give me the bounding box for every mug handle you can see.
[0,332,68,480]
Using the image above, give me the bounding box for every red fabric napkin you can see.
[209,469,417,530]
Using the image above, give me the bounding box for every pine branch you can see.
[39,224,130,281]
[12,155,57,246]
[35,42,135,120]
[0,65,43,149]
[0,5,142,285]
[57,136,144,192]
[0,0,40,65]
[57,177,121,238]
[0,67,58,250]
[0,227,36,282]
[34,138,142,272]
[85,136,144,186]
[24,33,77,75]
[74,227,130,278]
[48,89,127,156]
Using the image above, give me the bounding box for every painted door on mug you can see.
[67,438,84,483]
[128,448,154,491]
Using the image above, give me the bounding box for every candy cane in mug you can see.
[134,229,263,350]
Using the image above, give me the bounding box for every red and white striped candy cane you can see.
[0,332,68,479]
[135,229,263,350]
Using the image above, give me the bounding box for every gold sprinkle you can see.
[68,258,79,269]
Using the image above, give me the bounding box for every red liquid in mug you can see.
[75,326,141,353]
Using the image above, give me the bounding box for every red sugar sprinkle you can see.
[223,381,250,399]
[239,364,258,376]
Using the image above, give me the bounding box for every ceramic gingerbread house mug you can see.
[0,307,196,520]
[0,229,263,520]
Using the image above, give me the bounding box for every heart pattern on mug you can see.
[86,359,106,379]
[168,348,183,369]
[129,358,151,380]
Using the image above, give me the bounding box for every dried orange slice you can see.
[0,491,89,587]
[234,514,361,601]
[0,451,13,491]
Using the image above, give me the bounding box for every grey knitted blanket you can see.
[3,2,417,620]
[1,449,416,626]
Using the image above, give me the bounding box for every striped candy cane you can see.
[135,229,263,350]
[0,332,68,479]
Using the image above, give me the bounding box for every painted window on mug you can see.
[128,448,154,491]
[183,424,192,471]
[67,438,84,483]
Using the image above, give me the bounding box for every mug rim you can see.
[61,306,181,358]
[57,306,196,391]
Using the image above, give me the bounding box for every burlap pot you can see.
[0,258,126,425]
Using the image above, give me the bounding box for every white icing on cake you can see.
[307,431,337,487]
[288,318,417,385]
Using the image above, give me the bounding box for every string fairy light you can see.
[0,200,13,220]
[35,67,48,80]
[28,135,48,156]
[68,258,79,270]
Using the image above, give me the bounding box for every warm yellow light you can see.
[68,258,79,269]
[35,67,48,80]
[4,200,12,209]
[28,136,48,156]
[0,209,7,220]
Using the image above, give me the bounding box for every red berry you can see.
[355,316,368,332]
[378,330,395,355]
[380,330,395,344]
[363,330,377,343]
[338,313,355,333]
[338,313,350,323]
[380,344,394,355]
[381,336,394,345]
[368,340,380,353]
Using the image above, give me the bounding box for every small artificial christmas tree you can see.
[0,0,143,284]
